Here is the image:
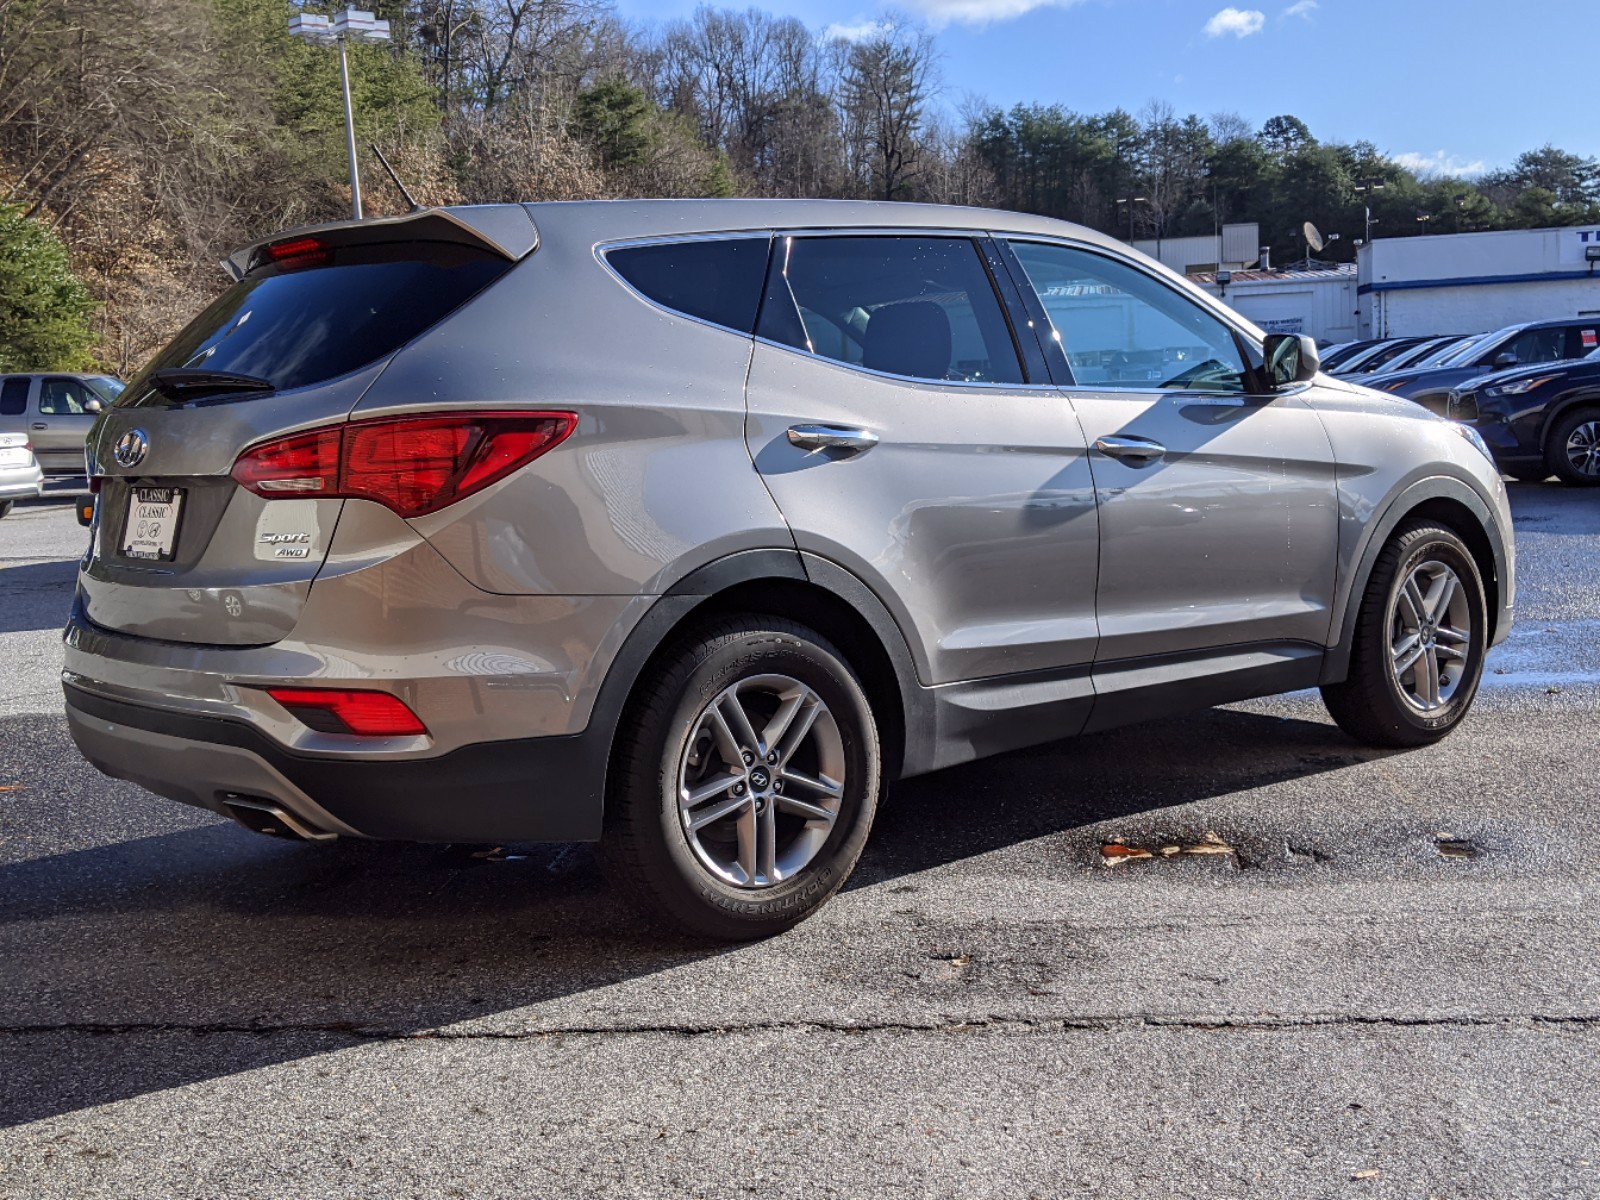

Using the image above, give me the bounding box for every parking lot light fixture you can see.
[288,7,392,221]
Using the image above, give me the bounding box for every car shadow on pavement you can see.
[0,560,78,635]
[0,704,1392,1128]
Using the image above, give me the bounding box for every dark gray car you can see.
[61,200,1514,939]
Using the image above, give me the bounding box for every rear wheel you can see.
[1321,522,1487,748]
[601,616,881,940]
[1546,407,1600,486]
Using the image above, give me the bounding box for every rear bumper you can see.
[64,682,606,842]
[0,467,44,500]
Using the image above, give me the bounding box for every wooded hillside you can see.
[4,0,1598,374]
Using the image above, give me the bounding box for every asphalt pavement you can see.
[1,478,1597,1199]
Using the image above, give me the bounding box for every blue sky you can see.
[613,0,1591,175]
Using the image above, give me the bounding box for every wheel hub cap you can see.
[1566,420,1600,476]
[676,674,845,889]
[1388,559,1472,713]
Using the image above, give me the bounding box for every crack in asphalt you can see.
[3,1012,1598,1041]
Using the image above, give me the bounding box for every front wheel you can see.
[1545,407,1600,486]
[601,616,881,940]
[1321,522,1487,748]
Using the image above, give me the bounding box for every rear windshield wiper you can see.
[147,368,276,401]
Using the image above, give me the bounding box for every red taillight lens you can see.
[231,412,576,518]
[265,688,428,737]
[231,427,341,495]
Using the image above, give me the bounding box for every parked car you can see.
[1316,338,1388,372]
[0,431,45,517]
[1350,334,1472,378]
[1361,320,1600,413]
[1448,347,1600,484]
[1330,336,1431,377]
[62,200,1515,939]
[0,374,126,474]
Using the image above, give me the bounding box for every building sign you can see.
[1560,229,1600,266]
[1259,317,1305,335]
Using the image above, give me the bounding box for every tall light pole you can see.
[289,8,392,220]
[1116,195,1149,244]
[1354,179,1385,245]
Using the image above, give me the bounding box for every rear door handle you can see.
[1094,435,1166,466]
[31,422,47,430]
[786,424,879,454]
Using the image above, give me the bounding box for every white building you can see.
[1191,264,1360,346]
[1131,223,1263,275]
[1357,225,1600,339]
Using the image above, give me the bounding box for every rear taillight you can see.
[264,688,428,737]
[232,412,576,518]
[262,236,332,271]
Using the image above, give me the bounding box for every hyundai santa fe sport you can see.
[64,200,1515,939]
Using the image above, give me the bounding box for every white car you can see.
[0,432,45,518]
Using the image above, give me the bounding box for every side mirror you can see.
[1263,333,1321,389]
[83,398,103,415]
[1492,352,1519,369]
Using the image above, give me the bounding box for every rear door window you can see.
[118,242,513,408]
[0,378,27,416]
[606,237,770,334]
[1566,325,1600,358]
[756,235,1025,385]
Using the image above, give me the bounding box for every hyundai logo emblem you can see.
[113,429,150,469]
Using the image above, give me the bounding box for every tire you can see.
[1321,522,1488,749]
[600,616,881,940]
[0,500,12,519]
[1503,465,1548,484]
[1545,406,1600,487]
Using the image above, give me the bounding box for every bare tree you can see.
[837,16,936,200]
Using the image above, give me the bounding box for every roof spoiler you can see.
[222,205,539,281]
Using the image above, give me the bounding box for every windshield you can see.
[1436,328,1513,368]
[117,242,511,408]
[1409,337,1471,368]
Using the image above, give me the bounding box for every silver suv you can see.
[63,201,1514,939]
[0,373,125,473]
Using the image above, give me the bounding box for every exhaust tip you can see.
[220,794,337,842]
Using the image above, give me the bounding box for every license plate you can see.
[121,487,184,561]
[0,447,27,466]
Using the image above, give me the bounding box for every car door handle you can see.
[786,424,879,454]
[31,422,47,430]
[1094,435,1166,466]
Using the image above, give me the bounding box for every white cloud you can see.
[898,0,1084,28]
[1393,150,1489,178]
[1204,7,1266,37]
[824,18,893,40]
[1284,0,1318,18]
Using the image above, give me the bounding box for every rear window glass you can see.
[117,243,512,408]
[606,237,769,334]
[0,378,26,416]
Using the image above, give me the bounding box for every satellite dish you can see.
[1303,221,1326,253]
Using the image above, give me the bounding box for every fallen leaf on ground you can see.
[1351,1168,1381,1180]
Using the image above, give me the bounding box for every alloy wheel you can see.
[1564,419,1600,477]
[676,674,845,888]
[1389,559,1472,712]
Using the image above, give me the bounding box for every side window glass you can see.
[0,378,27,416]
[1506,328,1566,365]
[39,378,89,415]
[757,236,1025,385]
[1568,326,1599,359]
[1007,240,1250,393]
[606,237,770,334]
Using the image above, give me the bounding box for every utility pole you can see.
[289,8,393,221]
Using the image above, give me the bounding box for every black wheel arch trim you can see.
[1320,475,1510,686]
[1539,390,1600,445]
